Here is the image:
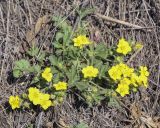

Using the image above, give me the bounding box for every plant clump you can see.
[9,16,149,110]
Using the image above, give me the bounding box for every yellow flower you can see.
[134,43,143,50]
[108,65,122,81]
[39,93,52,110]
[137,75,148,88]
[53,82,67,91]
[116,38,132,55]
[139,66,149,77]
[116,84,130,97]
[28,87,41,105]
[42,67,53,82]
[119,78,131,86]
[73,35,91,48]
[9,95,20,109]
[118,63,134,77]
[130,73,139,87]
[82,66,99,78]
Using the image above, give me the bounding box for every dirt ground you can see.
[0,0,160,128]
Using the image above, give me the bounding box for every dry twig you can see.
[95,13,143,29]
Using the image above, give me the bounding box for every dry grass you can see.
[0,0,160,128]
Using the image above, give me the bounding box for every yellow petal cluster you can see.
[108,63,134,81]
[109,63,149,97]
[139,66,149,77]
[116,38,132,55]
[28,87,52,110]
[53,82,67,91]
[9,95,20,109]
[82,66,99,78]
[130,73,139,87]
[42,67,52,82]
[137,66,149,87]
[28,87,41,105]
[116,83,130,97]
[73,35,92,48]
[108,65,122,81]
[39,93,52,110]
[116,78,131,97]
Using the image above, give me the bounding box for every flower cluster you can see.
[109,64,149,97]
[108,38,149,97]
[108,63,134,81]
[28,87,52,110]
[9,31,149,110]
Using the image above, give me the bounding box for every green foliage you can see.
[11,14,119,108]
[27,46,39,57]
[77,8,95,20]
[13,59,31,78]
[14,11,150,111]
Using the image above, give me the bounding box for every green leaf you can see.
[75,122,89,128]
[52,16,63,25]
[70,122,89,128]
[108,97,121,108]
[14,59,30,71]
[53,41,63,48]
[33,65,41,73]
[37,52,45,62]
[56,49,63,55]
[31,76,39,84]
[93,94,104,103]
[95,44,109,59]
[49,55,58,66]
[13,69,22,78]
[98,65,108,79]
[76,81,89,91]
[13,59,31,78]
[77,8,95,19]
[56,32,63,42]
[27,46,39,57]
[66,66,79,85]
[93,59,103,67]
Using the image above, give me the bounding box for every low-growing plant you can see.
[9,15,149,110]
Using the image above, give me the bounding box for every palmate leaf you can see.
[13,69,22,78]
[32,65,41,73]
[13,59,31,78]
[27,46,39,57]
[14,59,30,70]
[38,51,45,61]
